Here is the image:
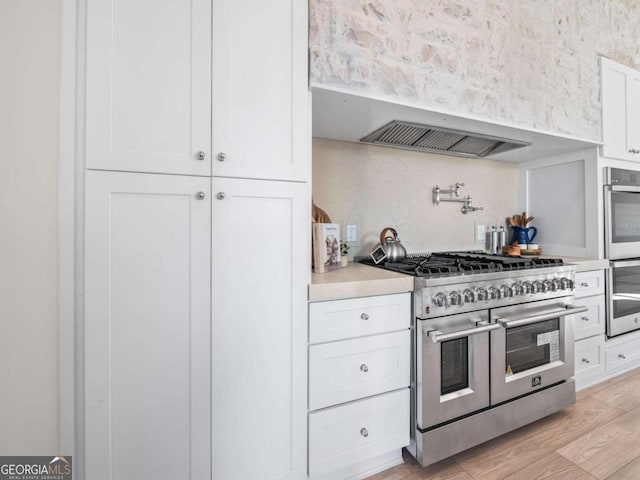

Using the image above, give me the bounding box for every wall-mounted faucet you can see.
[433,182,484,214]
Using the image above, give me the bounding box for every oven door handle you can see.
[496,305,588,329]
[428,323,500,343]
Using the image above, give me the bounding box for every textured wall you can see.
[313,139,519,257]
[0,0,59,454]
[310,0,640,141]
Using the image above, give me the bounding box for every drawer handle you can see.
[360,364,369,373]
[619,354,627,360]
[360,427,369,438]
[582,358,591,364]
[361,313,369,321]
[580,282,589,287]
[581,316,589,322]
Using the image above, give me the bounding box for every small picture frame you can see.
[370,245,387,265]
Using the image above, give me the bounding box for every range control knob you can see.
[463,288,475,303]
[500,285,514,298]
[522,282,533,294]
[532,281,543,293]
[551,279,561,292]
[476,287,488,302]
[433,292,448,308]
[560,277,573,290]
[541,280,552,292]
[488,286,501,300]
[512,283,523,296]
[449,291,463,306]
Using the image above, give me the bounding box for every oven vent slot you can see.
[360,120,530,158]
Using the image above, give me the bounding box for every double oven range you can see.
[362,252,586,466]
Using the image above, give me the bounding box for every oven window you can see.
[612,266,640,318]
[611,192,640,243]
[441,338,468,395]
[506,319,560,374]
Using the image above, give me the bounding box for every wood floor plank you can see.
[454,395,623,480]
[606,456,640,480]
[366,455,471,480]
[557,406,640,479]
[588,373,640,412]
[502,452,597,480]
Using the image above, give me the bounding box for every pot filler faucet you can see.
[433,182,484,214]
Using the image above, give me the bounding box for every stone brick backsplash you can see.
[310,0,640,141]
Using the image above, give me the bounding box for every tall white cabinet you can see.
[82,0,310,479]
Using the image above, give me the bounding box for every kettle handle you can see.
[380,227,398,245]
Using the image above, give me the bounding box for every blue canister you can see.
[511,226,537,245]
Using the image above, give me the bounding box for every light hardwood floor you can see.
[368,368,640,480]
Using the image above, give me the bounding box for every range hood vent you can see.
[360,120,530,158]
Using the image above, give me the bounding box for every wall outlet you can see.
[346,224,357,243]
[475,223,486,243]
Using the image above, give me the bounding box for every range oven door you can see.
[490,298,587,405]
[417,310,499,430]
[608,259,640,336]
[605,185,640,259]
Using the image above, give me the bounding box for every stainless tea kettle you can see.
[372,227,407,263]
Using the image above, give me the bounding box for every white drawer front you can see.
[575,335,604,376]
[309,293,411,344]
[308,389,410,478]
[606,336,640,372]
[309,330,410,410]
[574,295,605,340]
[574,270,605,298]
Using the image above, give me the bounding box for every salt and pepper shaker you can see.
[486,225,498,254]
[497,226,506,252]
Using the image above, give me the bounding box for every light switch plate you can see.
[346,224,357,243]
[475,223,486,243]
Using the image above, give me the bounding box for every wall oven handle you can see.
[496,305,588,329]
[428,323,500,343]
[611,259,640,268]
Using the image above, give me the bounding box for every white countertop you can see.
[309,263,414,302]
[545,256,609,273]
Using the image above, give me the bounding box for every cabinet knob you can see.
[217,192,226,200]
[581,316,589,321]
[195,151,206,160]
[580,282,589,287]
[360,313,369,321]
[217,152,227,162]
[581,358,591,364]
[360,427,369,438]
[195,191,206,200]
[360,364,369,373]
[619,354,627,360]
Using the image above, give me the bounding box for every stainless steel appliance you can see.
[604,167,640,260]
[608,259,640,336]
[361,252,586,466]
[604,167,640,336]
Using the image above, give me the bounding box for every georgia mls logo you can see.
[0,456,72,480]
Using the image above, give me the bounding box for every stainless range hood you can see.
[360,120,530,158]
[312,87,600,162]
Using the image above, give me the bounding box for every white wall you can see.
[313,139,519,258]
[310,0,640,142]
[0,0,60,453]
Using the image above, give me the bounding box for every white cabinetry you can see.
[601,57,640,162]
[81,0,309,478]
[86,0,212,176]
[573,270,606,389]
[84,171,212,480]
[308,293,411,480]
[86,0,308,182]
[211,178,308,479]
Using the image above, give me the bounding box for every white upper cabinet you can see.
[84,171,211,480]
[85,0,212,176]
[210,177,308,480]
[86,0,309,182]
[601,57,640,161]
[211,0,308,181]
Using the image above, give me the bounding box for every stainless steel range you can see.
[361,252,587,466]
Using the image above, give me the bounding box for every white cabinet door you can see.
[86,0,211,175]
[211,178,308,479]
[85,171,211,480]
[601,58,640,161]
[211,0,308,181]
